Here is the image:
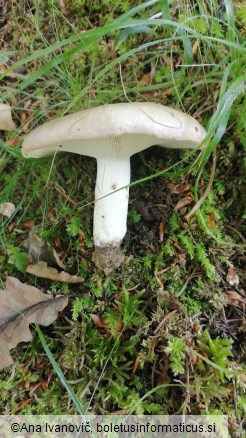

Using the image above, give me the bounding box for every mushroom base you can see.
[92,246,125,275]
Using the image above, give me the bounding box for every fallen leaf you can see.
[0,103,16,131]
[53,236,61,248]
[6,135,24,147]
[0,202,16,218]
[90,314,108,329]
[20,111,27,123]
[167,181,191,194]
[24,99,32,110]
[187,347,202,366]
[26,261,84,283]
[22,116,33,133]
[161,54,173,70]
[20,220,35,230]
[8,222,16,233]
[23,230,65,269]
[90,313,122,334]
[139,73,151,86]
[0,276,68,369]
[174,193,195,211]
[225,290,246,308]
[226,267,240,286]
[78,229,86,241]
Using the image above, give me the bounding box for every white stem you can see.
[93,157,130,247]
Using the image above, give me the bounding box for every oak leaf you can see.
[26,261,84,283]
[0,276,68,369]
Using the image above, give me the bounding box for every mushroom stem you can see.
[93,157,130,248]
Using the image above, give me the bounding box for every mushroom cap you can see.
[0,103,16,131]
[22,102,206,159]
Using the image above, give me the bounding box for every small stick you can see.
[154,310,177,335]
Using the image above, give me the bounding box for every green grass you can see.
[0,0,245,434]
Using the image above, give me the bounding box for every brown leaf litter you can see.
[26,261,84,283]
[0,277,68,369]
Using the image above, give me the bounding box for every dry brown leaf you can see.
[8,221,16,233]
[20,220,35,230]
[161,54,173,70]
[167,181,191,194]
[6,135,24,147]
[225,290,246,308]
[26,261,84,283]
[174,193,195,211]
[226,266,240,286]
[90,314,108,329]
[0,103,16,131]
[90,314,122,334]
[0,276,68,369]
[0,202,16,218]
[23,230,65,269]
[139,73,151,86]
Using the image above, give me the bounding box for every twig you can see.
[181,358,190,415]
[154,310,177,335]
[225,224,246,243]
[55,184,78,206]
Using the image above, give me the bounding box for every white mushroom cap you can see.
[22,103,206,159]
[0,103,16,131]
[22,103,207,273]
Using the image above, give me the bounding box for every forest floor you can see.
[0,1,245,436]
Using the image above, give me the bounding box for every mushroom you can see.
[22,102,206,274]
[0,103,16,131]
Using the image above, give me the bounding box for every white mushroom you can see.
[0,103,16,131]
[22,102,207,274]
